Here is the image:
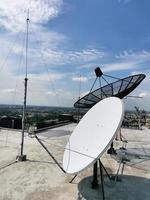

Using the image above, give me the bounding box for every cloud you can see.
[0,2,149,109]
[75,49,150,111]
[72,76,88,82]
[116,49,150,62]
[30,29,67,49]
[0,28,105,74]
[37,48,106,66]
[45,91,56,96]
[0,0,67,74]
[78,49,150,74]
[28,72,64,82]
[0,1,106,71]
[0,58,66,105]
[1,88,16,93]
[0,1,106,107]
[117,0,132,4]
[101,49,150,73]
[102,60,136,73]
[0,0,63,33]
[138,92,147,98]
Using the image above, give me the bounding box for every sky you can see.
[0,0,149,110]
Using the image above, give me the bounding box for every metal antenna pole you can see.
[17,11,29,161]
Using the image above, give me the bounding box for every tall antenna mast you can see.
[18,10,29,161]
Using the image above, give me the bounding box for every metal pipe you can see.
[20,11,29,159]
[34,135,66,173]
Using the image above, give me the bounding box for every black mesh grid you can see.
[74,74,146,108]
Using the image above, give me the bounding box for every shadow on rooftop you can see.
[77,174,150,200]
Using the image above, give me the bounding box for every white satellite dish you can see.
[63,97,124,174]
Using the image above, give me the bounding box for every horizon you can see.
[0,103,149,112]
[0,0,149,110]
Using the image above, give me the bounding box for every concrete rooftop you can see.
[0,124,150,200]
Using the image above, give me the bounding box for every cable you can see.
[0,31,22,73]
[32,135,95,160]
[0,161,17,170]
[12,31,27,105]
[29,24,61,107]
[28,23,75,164]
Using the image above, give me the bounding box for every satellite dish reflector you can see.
[74,74,146,108]
[63,97,124,174]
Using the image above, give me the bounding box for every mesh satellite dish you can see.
[74,67,146,108]
[63,97,124,174]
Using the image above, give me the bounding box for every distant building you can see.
[59,114,74,122]
[0,116,22,129]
